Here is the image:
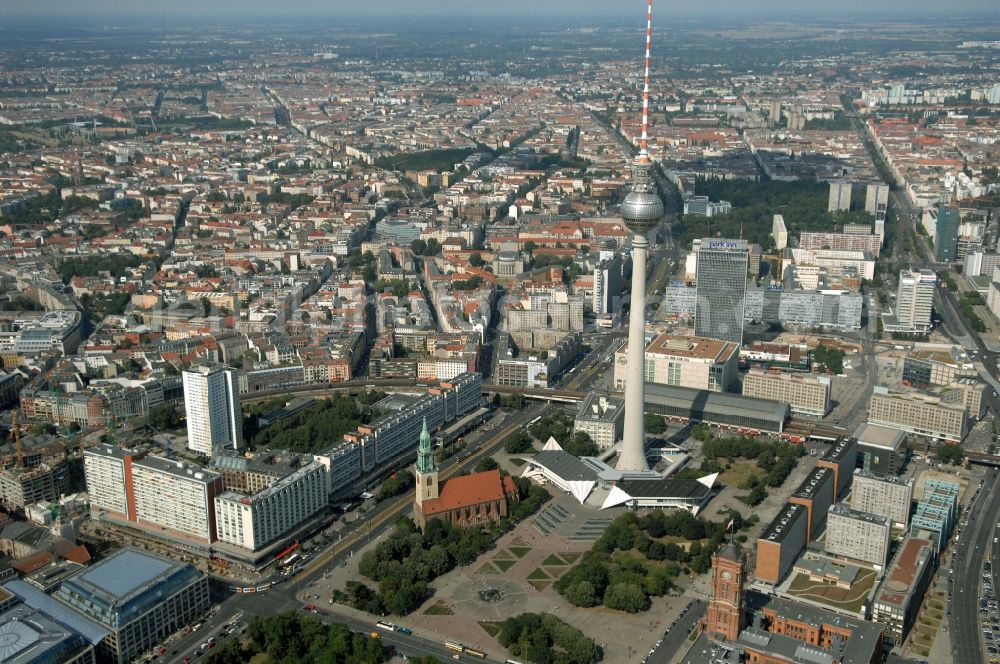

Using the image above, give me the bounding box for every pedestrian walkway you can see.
[569,517,615,542]
[533,503,570,534]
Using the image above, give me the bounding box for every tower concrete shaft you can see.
[618,231,650,471]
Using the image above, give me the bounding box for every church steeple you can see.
[414,417,440,526]
[417,417,435,473]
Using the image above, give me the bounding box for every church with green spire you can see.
[412,415,519,530]
[413,417,439,519]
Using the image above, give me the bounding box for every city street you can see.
[950,470,1000,664]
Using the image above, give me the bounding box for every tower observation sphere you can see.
[621,163,663,233]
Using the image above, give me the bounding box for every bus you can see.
[444,641,465,653]
[279,553,302,568]
[465,648,487,659]
[375,621,395,632]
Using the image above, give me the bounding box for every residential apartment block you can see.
[849,470,913,527]
[824,504,892,568]
[85,445,224,546]
[214,461,328,552]
[868,386,967,443]
[741,369,830,418]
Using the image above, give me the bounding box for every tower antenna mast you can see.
[638,0,653,163]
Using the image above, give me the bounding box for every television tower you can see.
[617,0,664,472]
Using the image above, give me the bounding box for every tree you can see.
[469,253,485,267]
[377,471,415,501]
[644,413,667,435]
[473,457,500,473]
[500,393,525,411]
[147,403,182,431]
[936,443,965,466]
[562,431,598,457]
[603,583,651,613]
[504,430,533,454]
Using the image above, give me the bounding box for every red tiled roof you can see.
[422,469,515,516]
[12,551,52,574]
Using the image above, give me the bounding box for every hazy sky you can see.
[5,0,998,20]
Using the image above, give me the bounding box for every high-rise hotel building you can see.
[695,238,748,345]
[183,364,243,455]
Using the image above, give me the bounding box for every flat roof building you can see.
[909,478,960,555]
[644,383,789,435]
[614,333,739,393]
[850,471,913,527]
[54,549,209,664]
[183,364,243,456]
[825,504,892,569]
[85,446,224,548]
[868,386,966,443]
[742,369,830,418]
[872,537,935,643]
[902,346,976,389]
[573,393,625,451]
[695,238,748,345]
[755,503,808,586]
[854,423,907,477]
[884,269,935,334]
[214,461,328,552]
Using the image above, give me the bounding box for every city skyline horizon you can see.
[3,1,999,24]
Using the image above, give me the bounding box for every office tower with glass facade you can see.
[934,204,960,262]
[695,239,748,345]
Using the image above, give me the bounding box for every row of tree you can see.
[498,612,603,664]
[700,435,805,489]
[249,394,380,454]
[203,612,386,664]
[527,412,598,456]
[555,509,742,613]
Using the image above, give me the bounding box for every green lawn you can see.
[542,553,566,566]
[508,546,531,559]
[719,460,765,490]
[424,600,454,616]
[479,621,502,637]
[526,568,551,580]
[477,562,499,574]
[495,559,516,572]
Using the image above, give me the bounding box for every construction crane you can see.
[11,410,24,467]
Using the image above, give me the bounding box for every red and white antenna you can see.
[638,0,654,164]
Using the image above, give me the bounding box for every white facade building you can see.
[183,364,244,455]
[214,462,328,551]
[130,456,224,544]
[890,268,936,333]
